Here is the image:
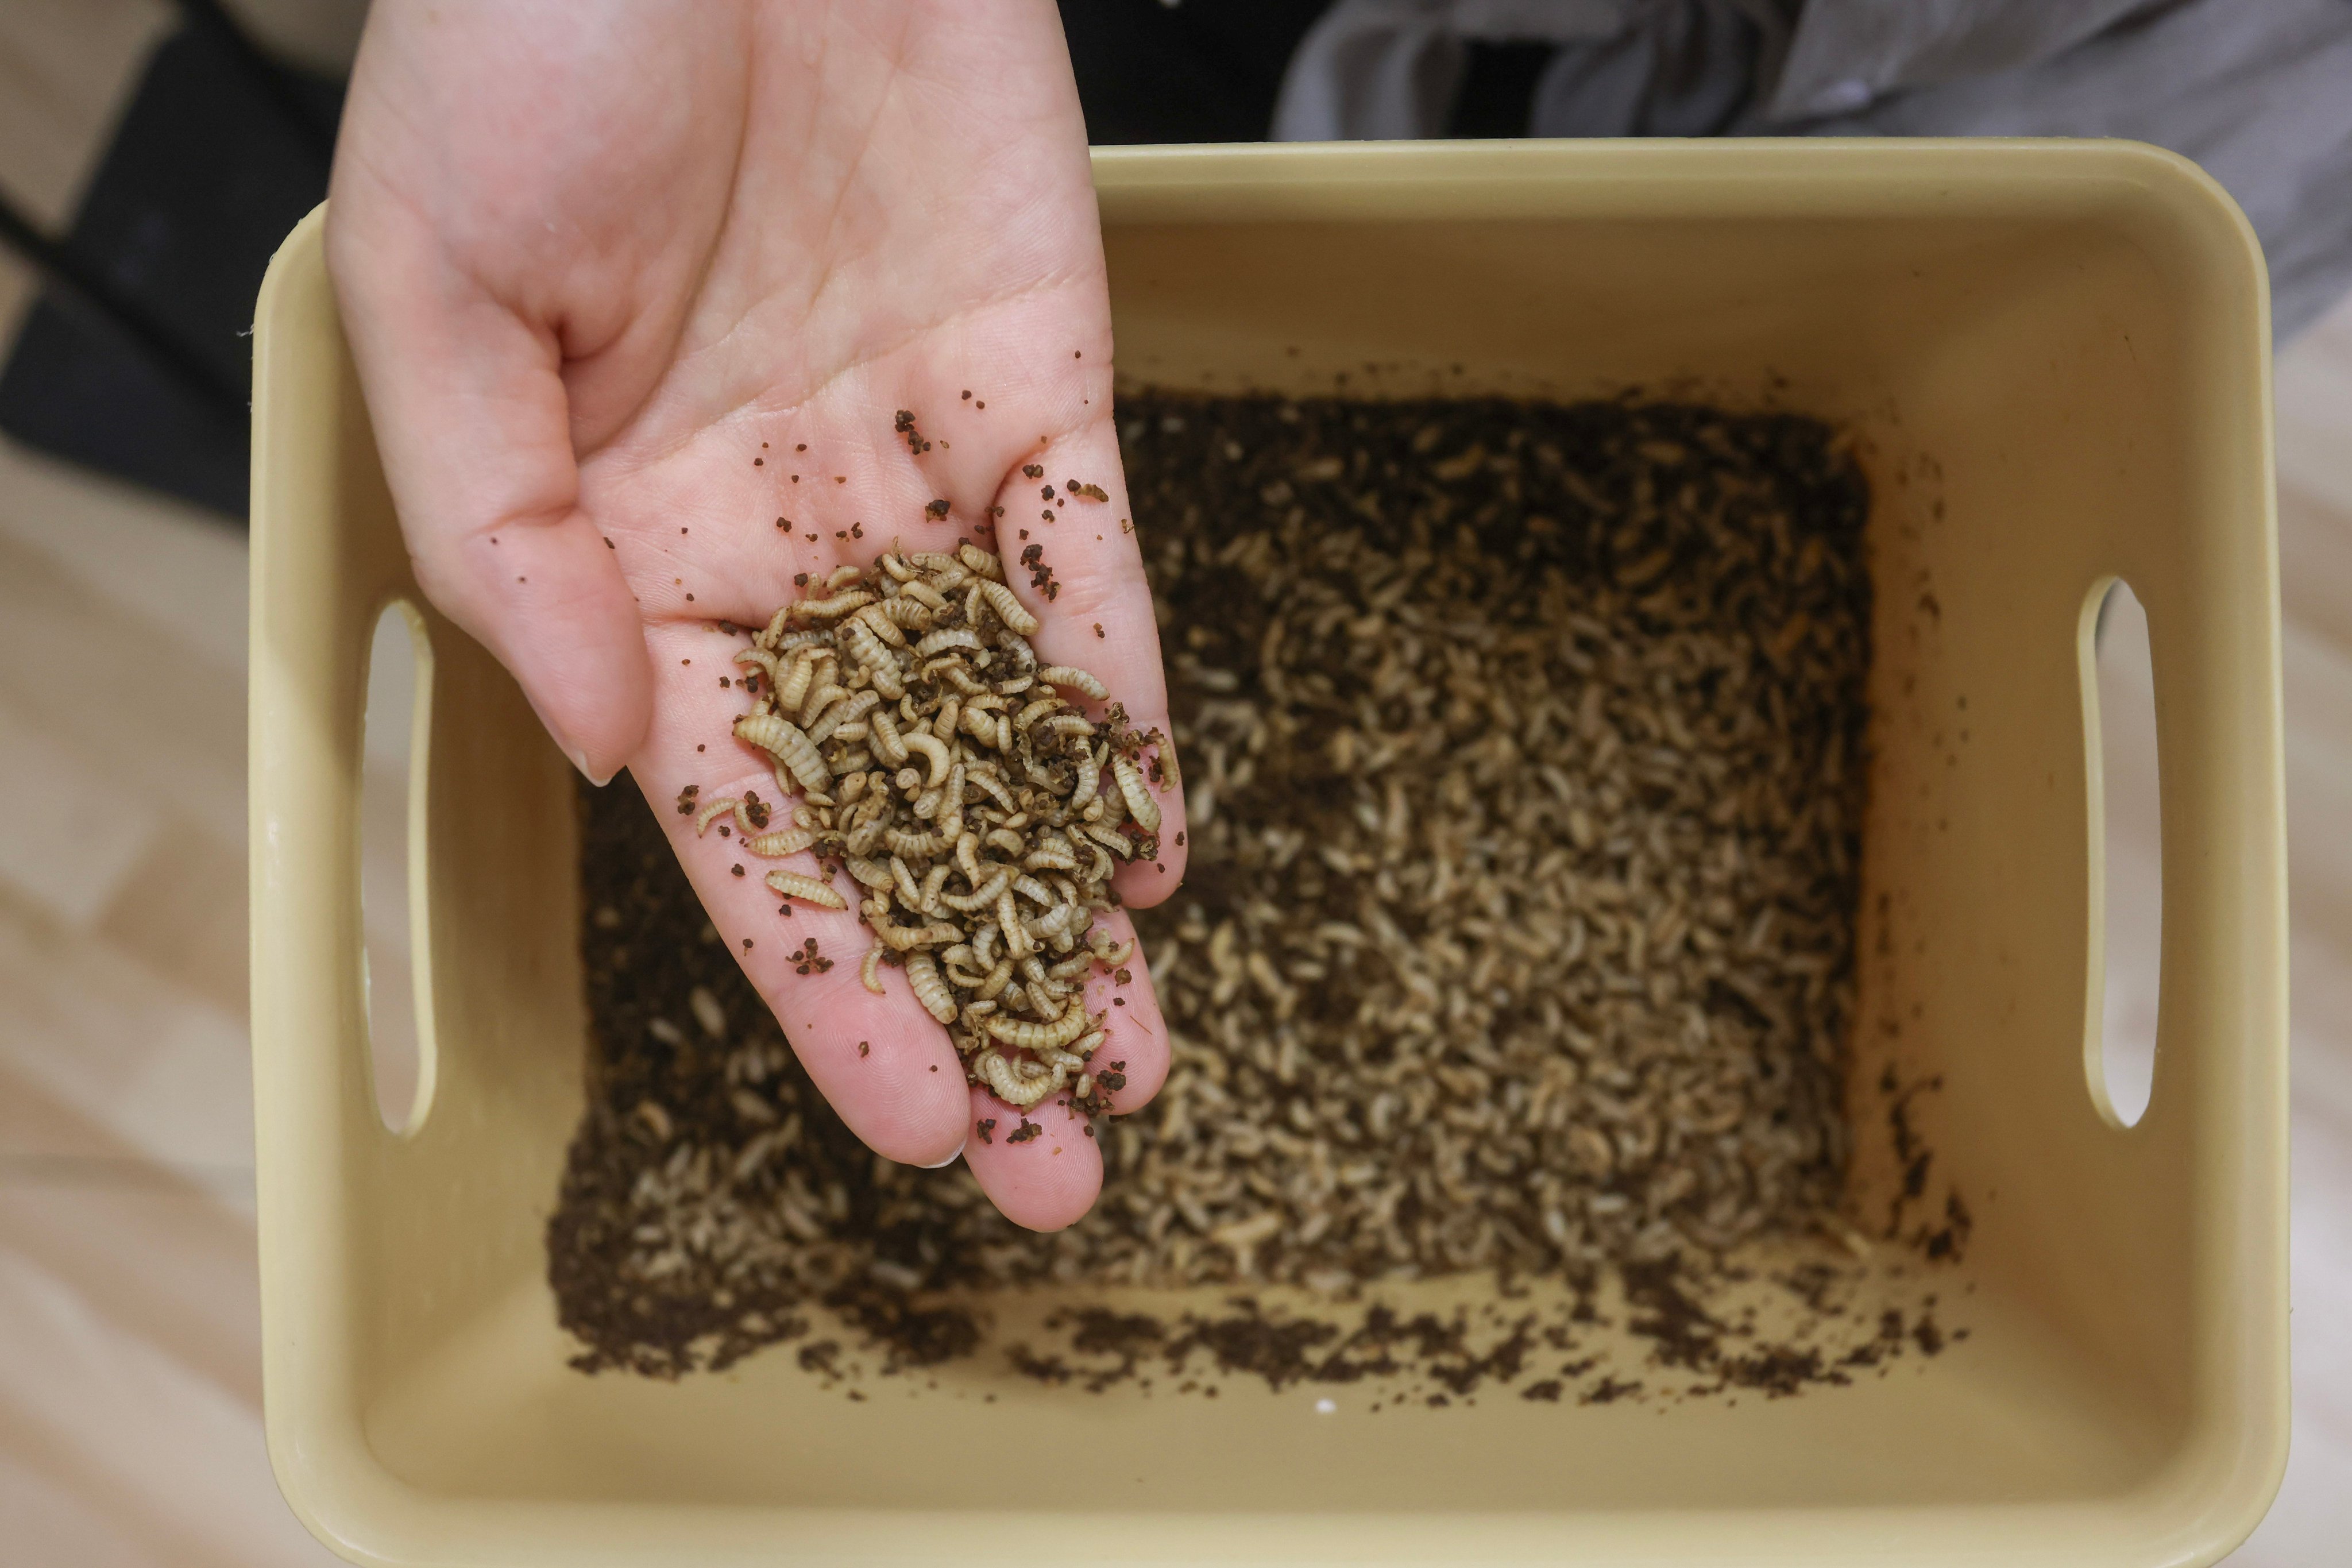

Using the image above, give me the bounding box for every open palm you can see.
[327,0,1184,1230]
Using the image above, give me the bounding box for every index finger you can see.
[983,414,1188,905]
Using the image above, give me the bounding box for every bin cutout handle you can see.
[359,597,439,1134]
[2080,576,2162,1129]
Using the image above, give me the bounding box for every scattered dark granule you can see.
[1912,1314,1945,1356]
[1094,623,1104,638]
[1005,1121,1042,1145]
[1582,1377,1643,1406]
[798,1341,843,1380]
[925,499,951,519]
[1010,1346,1073,1384]
[857,1041,870,1057]
[1522,1380,1564,1403]
[976,1118,997,1145]
[1040,485,1056,500]
[730,864,744,877]
[1022,463,1044,478]
[743,793,770,829]
[674,784,699,814]
[1072,482,1110,502]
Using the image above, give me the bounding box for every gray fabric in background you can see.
[1272,0,2352,339]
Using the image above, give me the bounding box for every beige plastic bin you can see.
[250,141,2287,1566]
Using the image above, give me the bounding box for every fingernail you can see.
[522,690,616,786]
[919,1137,967,1170]
[567,745,616,789]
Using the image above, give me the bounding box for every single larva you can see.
[985,998,1098,1051]
[764,869,847,910]
[899,731,951,787]
[860,945,887,996]
[975,1048,1063,1107]
[693,795,740,835]
[975,578,1040,635]
[1012,696,1062,732]
[1037,665,1109,701]
[790,588,874,623]
[878,918,962,952]
[774,647,818,712]
[1111,753,1163,832]
[746,828,817,857]
[735,713,831,791]
[808,689,878,745]
[905,951,957,1024]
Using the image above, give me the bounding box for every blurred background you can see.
[0,1,2343,1561]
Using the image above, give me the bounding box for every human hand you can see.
[326,0,1184,1229]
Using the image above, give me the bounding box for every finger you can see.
[984,416,1188,905]
[634,626,968,1166]
[958,904,1165,1231]
[325,203,651,783]
[1074,906,1169,1114]
[961,1082,1102,1231]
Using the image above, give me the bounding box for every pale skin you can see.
[327,0,1184,1230]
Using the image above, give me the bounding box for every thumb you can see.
[325,213,651,783]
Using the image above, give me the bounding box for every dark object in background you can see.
[0,2,341,522]
[1057,0,1328,145]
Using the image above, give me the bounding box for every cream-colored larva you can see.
[956,542,1006,581]
[937,866,1011,913]
[693,795,740,835]
[975,578,1040,636]
[877,918,961,952]
[1012,697,1063,732]
[860,945,887,996]
[764,869,847,910]
[985,997,1097,1051]
[905,951,957,1023]
[808,689,878,745]
[899,731,951,787]
[1022,841,1077,872]
[997,889,1031,958]
[774,646,818,713]
[789,587,874,623]
[1082,822,1137,858]
[733,646,782,685]
[868,705,910,764]
[735,713,831,791]
[1036,665,1109,701]
[746,828,817,858]
[1069,746,1102,812]
[883,825,951,857]
[975,1048,1062,1108]
[1111,752,1163,832]
[799,679,848,729]
[851,600,907,648]
[916,628,981,659]
[961,706,1003,748]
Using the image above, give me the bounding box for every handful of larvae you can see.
[719,542,1164,1113]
